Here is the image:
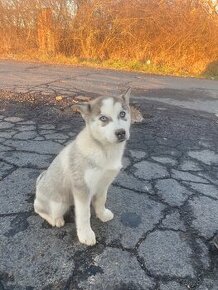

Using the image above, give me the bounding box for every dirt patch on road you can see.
[0,89,80,122]
[0,89,144,123]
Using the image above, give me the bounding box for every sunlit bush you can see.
[0,0,217,75]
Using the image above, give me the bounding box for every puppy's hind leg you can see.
[34,198,56,227]
[50,201,68,228]
[34,199,67,227]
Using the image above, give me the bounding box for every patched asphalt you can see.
[0,60,218,290]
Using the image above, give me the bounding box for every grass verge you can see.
[0,53,217,80]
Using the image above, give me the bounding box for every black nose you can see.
[115,129,126,141]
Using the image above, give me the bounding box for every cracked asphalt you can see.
[0,60,218,290]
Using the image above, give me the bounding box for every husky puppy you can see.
[34,88,131,246]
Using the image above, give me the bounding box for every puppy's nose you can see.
[115,129,126,141]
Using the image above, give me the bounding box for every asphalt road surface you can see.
[0,60,218,290]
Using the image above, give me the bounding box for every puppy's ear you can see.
[121,87,131,105]
[72,102,91,120]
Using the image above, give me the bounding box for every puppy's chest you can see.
[84,161,121,195]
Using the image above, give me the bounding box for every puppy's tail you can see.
[36,170,46,185]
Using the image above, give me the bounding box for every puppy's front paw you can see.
[77,229,96,246]
[98,208,114,222]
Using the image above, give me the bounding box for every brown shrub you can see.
[0,0,217,75]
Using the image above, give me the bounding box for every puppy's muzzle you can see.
[115,129,126,142]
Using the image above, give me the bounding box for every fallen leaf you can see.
[55,96,63,101]
[130,106,144,123]
[74,95,91,103]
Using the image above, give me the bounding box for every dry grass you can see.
[0,0,218,78]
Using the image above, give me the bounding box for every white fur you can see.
[89,98,131,144]
[34,92,131,246]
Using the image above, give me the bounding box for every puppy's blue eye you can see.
[120,111,126,118]
[99,115,108,122]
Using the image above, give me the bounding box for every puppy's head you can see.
[74,88,131,144]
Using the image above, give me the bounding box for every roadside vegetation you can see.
[0,0,217,78]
